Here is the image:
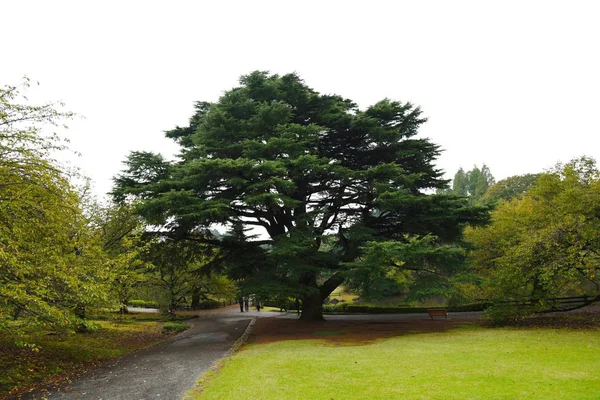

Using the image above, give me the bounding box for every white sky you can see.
[4,0,600,200]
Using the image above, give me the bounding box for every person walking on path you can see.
[239,297,244,312]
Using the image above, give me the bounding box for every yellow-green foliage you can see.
[0,79,113,330]
[466,157,600,302]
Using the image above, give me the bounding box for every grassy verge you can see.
[0,313,191,398]
[192,327,600,400]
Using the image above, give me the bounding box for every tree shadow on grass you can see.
[249,317,481,347]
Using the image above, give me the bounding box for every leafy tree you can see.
[470,164,495,200]
[466,156,600,315]
[448,164,495,204]
[95,204,148,313]
[140,238,228,310]
[452,168,468,196]
[0,78,111,331]
[481,173,540,203]
[113,71,488,320]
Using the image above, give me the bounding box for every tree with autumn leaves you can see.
[0,79,107,330]
[466,157,600,313]
[0,80,149,331]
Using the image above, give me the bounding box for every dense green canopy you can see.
[114,71,488,319]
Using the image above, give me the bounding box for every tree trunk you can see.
[298,272,345,321]
[300,291,324,321]
[75,303,88,333]
[191,292,200,309]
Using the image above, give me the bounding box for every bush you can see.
[194,300,221,310]
[323,304,425,314]
[262,297,296,311]
[448,302,492,312]
[323,303,348,312]
[322,302,492,314]
[484,304,532,325]
[76,319,101,332]
[161,322,189,334]
[128,300,159,309]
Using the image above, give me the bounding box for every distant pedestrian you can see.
[244,297,249,312]
[256,300,261,312]
[239,297,244,312]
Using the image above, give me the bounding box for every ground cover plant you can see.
[0,312,190,398]
[191,316,600,400]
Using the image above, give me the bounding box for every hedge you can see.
[322,302,491,314]
[128,300,160,309]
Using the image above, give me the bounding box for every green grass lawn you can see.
[192,327,600,400]
[0,313,191,397]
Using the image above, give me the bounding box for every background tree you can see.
[139,238,229,310]
[466,156,600,317]
[96,203,148,314]
[447,164,495,204]
[481,173,540,203]
[113,71,489,320]
[451,168,468,196]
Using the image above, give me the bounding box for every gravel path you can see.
[21,309,276,400]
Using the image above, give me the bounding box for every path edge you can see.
[182,317,256,399]
[227,317,257,356]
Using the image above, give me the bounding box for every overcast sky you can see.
[4,0,599,200]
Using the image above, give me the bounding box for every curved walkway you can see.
[21,308,275,400]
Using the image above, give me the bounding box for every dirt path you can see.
[19,308,273,400]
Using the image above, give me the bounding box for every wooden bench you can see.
[427,308,448,319]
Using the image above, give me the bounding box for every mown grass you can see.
[0,313,190,397]
[192,327,600,400]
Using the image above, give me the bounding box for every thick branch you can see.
[319,273,345,300]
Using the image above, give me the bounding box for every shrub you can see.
[323,303,348,312]
[77,319,101,332]
[448,302,492,312]
[128,300,159,309]
[161,322,189,334]
[322,302,492,314]
[262,297,296,311]
[195,300,221,310]
[484,304,532,325]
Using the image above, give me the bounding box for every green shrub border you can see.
[127,299,225,310]
[161,322,190,334]
[322,302,492,314]
[128,300,160,308]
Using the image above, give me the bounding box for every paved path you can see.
[21,309,277,400]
